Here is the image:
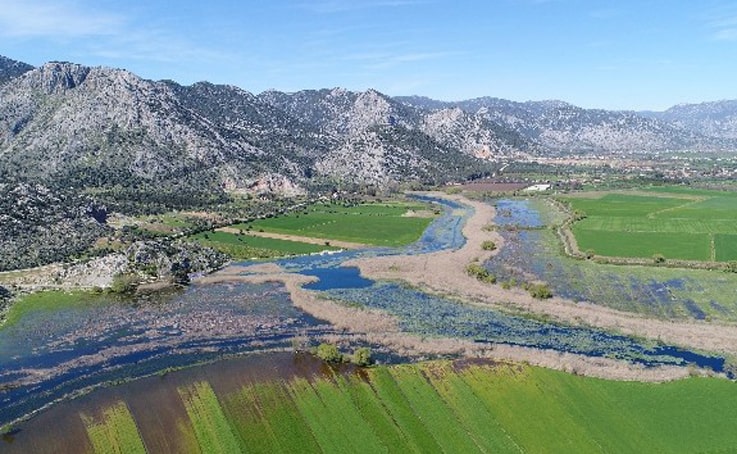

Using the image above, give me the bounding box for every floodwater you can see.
[1,352,355,454]
[302,266,374,290]
[0,195,728,435]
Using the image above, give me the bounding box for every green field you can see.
[191,230,339,259]
[563,188,737,261]
[1,290,97,329]
[53,360,737,453]
[234,201,437,248]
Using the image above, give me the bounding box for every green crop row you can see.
[73,359,737,453]
[81,401,146,454]
[178,382,240,454]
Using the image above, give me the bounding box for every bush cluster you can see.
[481,240,497,251]
[466,263,496,283]
[314,343,373,366]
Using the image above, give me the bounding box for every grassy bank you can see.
[1,290,98,329]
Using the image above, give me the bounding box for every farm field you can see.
[562,187,737,261]
[10,358,737,453]
[233,201,438,248]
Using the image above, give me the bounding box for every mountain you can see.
[3,55,737,210]
[0,56,33,85]
[0,60,504,208]
[396,96,729,153]
[641,100,737,140]
[257,88,522,182]
[3,54,737,271]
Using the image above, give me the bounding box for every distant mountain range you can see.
[2,55,737,200]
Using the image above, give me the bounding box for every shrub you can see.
[481,240,496,251]
[529,283,553,299]
[315,343,343,363]
[466,263,496,284]
[352,347,373,366]
[725,261,737,273]
[653,253,666,264]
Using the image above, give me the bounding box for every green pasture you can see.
[190,230,338,259]
[235,201,437,247]
[563,188,737,261]
[715,234,737,262]
[572,229,711,260]
[70,360,737,454]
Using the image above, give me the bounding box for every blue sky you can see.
[1,0,736,110]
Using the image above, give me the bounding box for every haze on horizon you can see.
[1,0,736,111]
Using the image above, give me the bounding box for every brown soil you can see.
[215,227,367,249]
[455,182,529,192]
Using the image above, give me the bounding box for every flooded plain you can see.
[0,194,729,434]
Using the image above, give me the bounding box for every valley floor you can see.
[198,192,737,381]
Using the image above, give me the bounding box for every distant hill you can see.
[3,54,737,206]
[641,100,737,140]
[396,96,734,152]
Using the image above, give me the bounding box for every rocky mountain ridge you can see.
[395,96,735,153]
[3,55,737,203]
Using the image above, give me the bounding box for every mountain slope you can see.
[396,96,730,152]
[642,100,737,140]
[0,56,33,85]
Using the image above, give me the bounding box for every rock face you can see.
[0,183,109,271]
[0,59,507,197]
[4,54,735,200]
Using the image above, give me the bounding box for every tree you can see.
[653,253,666,264]
[315,343,343,363]
[352,347,372,366]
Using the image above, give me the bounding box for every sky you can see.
[1,0,736,111]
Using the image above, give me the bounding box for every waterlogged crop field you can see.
[9,358,737,454]
[562,188,737,261]
[486,199,737,321]
[235,201,438,247]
